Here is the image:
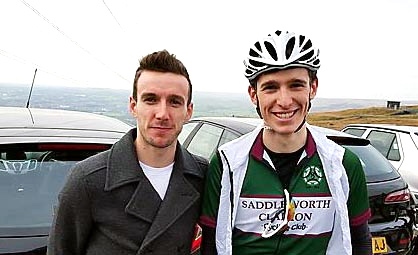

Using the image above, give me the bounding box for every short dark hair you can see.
[132,50,192,105]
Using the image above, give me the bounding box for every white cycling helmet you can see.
[244,29,320,82]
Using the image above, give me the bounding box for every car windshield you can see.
[0,143,110,234]
[343,144,399,182]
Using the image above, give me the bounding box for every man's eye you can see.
[291,83,305,88]
[170,99,183,106]
[262,85,277,92]
[143,97,157,103]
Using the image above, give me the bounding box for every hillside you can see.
[1,84,418,129]
[308,105,418,130]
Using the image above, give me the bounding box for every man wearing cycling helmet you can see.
[200,30,372,255]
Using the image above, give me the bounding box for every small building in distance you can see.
[387,100,401,110]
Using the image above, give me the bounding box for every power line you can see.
[19,0,129,82]
[0,48,103,87]
[0,49,30,65]
[102,0,122,29]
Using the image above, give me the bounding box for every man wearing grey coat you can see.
[47,50,208,255]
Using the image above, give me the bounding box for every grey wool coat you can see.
[47,128,208,255]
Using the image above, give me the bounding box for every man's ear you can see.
[248,85,258,105]
[310,78,318,100]
[185,102,193,122]
[129,96,137,117]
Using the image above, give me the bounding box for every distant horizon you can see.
[1,84,417,126]
[1,82,417,103]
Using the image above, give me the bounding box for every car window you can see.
[186,123,223,159]
[178,122,198,144]
[366,130,401,161]
[219,130,240,148]
[342,128,366,137]
[0,143,111,229]
[387,138,401,161]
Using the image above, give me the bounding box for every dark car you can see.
[179,117,418,255]
[0,106,132,254]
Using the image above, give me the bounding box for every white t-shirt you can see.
[139,161,174,200]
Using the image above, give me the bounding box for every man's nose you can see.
[276,89,292,107]
[155,101,169,119]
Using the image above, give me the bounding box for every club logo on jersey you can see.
[302,166,323,188]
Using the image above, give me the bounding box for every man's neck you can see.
[262,127,307,153]
[134,140,176,168]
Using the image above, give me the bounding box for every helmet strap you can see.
[293,93,312,133]
[293,113,306,133]
[255,95,262,119]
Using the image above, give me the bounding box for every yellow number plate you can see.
[372,237,388,254]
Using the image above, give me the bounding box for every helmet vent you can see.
[264,41,278,61]
[303,40,313,51]
[249,49,260,58]
[275,30,282,37]
[299,35,305,47]
[299,49,314,61]
[254,42,262,52]
[285,37,296,59]
[249,59,265,68]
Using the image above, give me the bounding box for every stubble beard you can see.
[141,129,180,149]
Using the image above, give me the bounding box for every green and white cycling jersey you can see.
[200,127,371,255]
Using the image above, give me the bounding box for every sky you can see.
[1,0,417,100]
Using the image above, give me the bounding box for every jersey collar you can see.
[250,129,317,162]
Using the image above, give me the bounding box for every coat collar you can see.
[104,128,204,191]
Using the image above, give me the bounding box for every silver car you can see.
[0,107,131,254]
[341,124,418,205]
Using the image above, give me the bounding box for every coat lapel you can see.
[139,146,202,251]
[105,128,162,223]
[125,177,162,223]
